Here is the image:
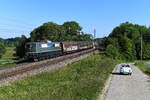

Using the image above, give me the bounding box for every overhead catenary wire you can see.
[0,16,37,35]
[0,16,36,26]
[0,23,35,30]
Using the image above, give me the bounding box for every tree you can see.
[30,21,92,42]
[106,22,142,60]
[0,44,5,58]
[62,21,82,36]
[143,44,150,59]
[106,44,120,59]
[16,35,28,58]
[119,36,136,60]
[30,22,65,42]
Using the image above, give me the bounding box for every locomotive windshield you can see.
[25,43,36,52]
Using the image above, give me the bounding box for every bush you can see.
[106,44,120,59]
[0,44,6,58]
[16,35,28,58]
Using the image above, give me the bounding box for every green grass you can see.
[0,47,18,67]
[2,47,16,59]
[0,53,119,100]
[135,61,150,76]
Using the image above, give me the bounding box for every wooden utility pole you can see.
[141,34,143,61]
[93,29,96,49]
[94,29,96,40]
[94,29,96,48]
[93,29,96,66]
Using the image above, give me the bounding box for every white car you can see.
[120,64,132,75]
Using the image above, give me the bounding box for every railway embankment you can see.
[0,49,96,85]
[0,52,119,100]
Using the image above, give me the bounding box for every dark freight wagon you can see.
[61,42,79,53]
[77,41,93,50]
[61,41,93,53]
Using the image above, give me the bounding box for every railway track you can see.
[0,49,98,82]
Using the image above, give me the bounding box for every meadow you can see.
[0,53,119,100]
[0,47,17,67]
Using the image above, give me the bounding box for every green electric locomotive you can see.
[25,42,62,61]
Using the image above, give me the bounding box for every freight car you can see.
[25,41,94,61]
[62,41,93,53]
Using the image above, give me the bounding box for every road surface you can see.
[105,63,150,100]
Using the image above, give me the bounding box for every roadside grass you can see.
[0,53,119,100]
[135,61,150,76]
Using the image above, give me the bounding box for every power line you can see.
[0,21,35,30]
[0,16,35,26]
[0,16,37,32]
[0,28,32,32]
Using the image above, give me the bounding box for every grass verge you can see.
[0,53,119,100]
[135,61,150,76]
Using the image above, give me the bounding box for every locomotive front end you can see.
[24,42,37,60]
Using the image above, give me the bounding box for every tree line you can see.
[16,21,93,58]
[105,22,150,60]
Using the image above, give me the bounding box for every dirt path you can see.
[105,63,150,100]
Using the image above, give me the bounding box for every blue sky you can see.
[0,0,150,39]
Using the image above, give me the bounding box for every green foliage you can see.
[2,47,16,59]
[106,44,120,59]
[0,37,20,58]
[30,22,66,42]
[0,44,6,58]
[30,21,92,42]
[0,37,20,47]
[106,22,150,60]
[119,36,136,60]
[143,44,150,59]
[0,54,119,100]
[0,47,17,67]
[135,61,150,76]
[16,35,28,58]
[62,21,82,36]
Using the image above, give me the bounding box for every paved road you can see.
[105,63,150,100]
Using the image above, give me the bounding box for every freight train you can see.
[25,41,97,61]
